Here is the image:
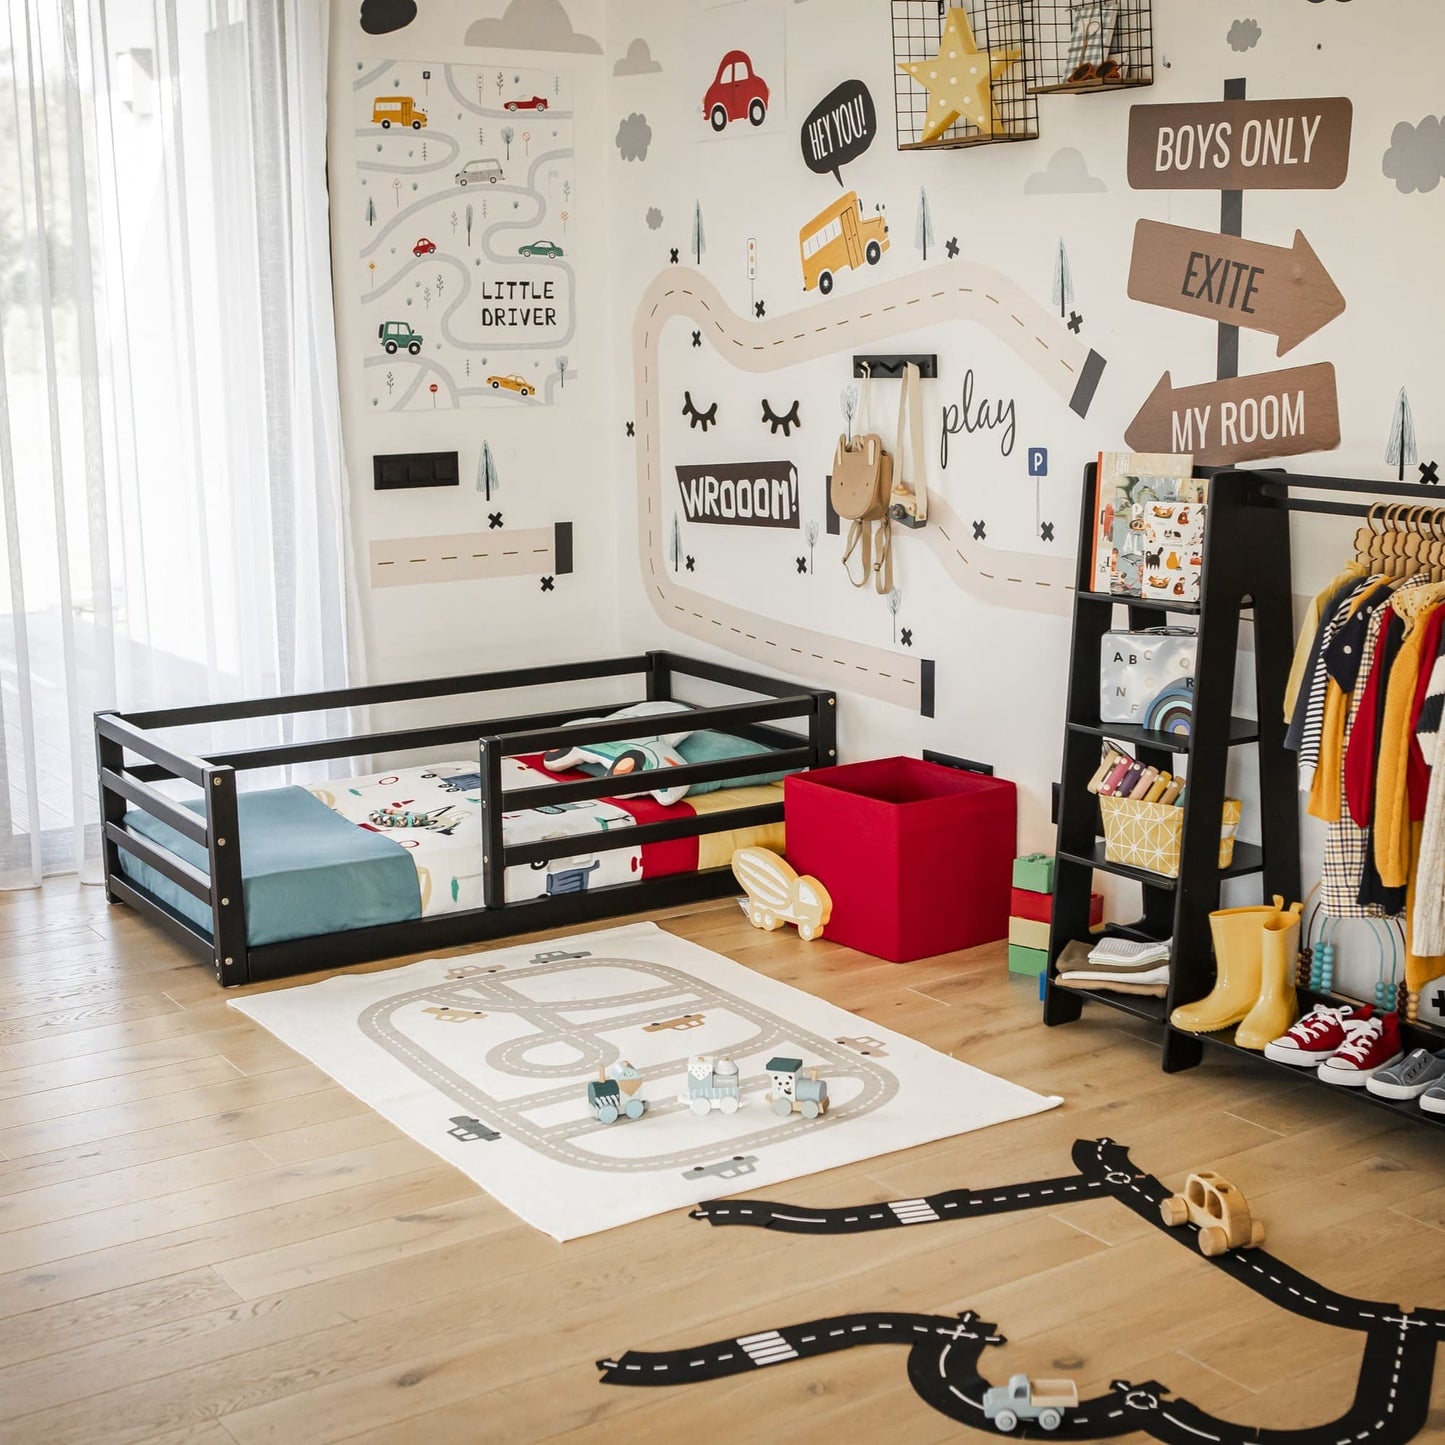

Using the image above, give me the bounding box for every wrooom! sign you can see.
[676,462,800,529]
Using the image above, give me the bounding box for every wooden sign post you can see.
[1127,220,1345,357]
[1125,83,1351,464]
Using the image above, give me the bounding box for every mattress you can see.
[308,757,785,917]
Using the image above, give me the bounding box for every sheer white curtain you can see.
[0,0,356,885]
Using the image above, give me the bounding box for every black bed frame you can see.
[94,651,836,987]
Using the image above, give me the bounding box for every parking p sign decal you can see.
[1028,447,1049,478]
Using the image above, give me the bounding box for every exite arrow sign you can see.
[1127,220,1346,356]
[1124,362,1340,466]
[1127,97,1352,190]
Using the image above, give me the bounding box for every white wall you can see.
[602,0,1445,913]
[328,0,614,692]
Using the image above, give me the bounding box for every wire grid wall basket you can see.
[892,0,1038,151]
[1029,0,1154,94]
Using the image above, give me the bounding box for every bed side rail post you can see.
[479,735,506,910]
[645,650,673,703]
[816,690,837,768]
[94,711,127,903]
[202,764,248,987]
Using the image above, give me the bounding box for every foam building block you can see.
[1008,943,1048,977]
[1010,887,1103,927]
[1011,853,1054,893]
[1008,916,1050,952]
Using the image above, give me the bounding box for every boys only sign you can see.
[677,462,800,528]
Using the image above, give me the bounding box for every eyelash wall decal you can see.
[761,399,801,437]
[682,391,718,432]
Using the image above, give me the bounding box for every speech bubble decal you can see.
[801,79,877,185]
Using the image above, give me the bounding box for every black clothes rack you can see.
[1044,465,1445,1130]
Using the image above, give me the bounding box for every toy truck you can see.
[982,1374,1078,1432]
[1160,1170,1265,1257]
[732,846,832,941]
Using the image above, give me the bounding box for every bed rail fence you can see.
[95,712,250,986]
[93,653,836,985]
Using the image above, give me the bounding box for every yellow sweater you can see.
[1284,564,1367,723]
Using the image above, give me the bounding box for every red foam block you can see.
[1010,888,1104,928]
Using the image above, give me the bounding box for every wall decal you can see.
[632,270,1104,711]
[703,50,770,131]
[940,371,1018,465]
[1227,18,1262,50]
[1126,363,1340,465]
[613,38,661,77]
[1385,386,1418,481]
[761,399,800,436]
[685,555,695,572]
[681,391,718,431]
[800,79,877,185]
[887,586,903,644]
[799,190,889,295]
[1127,219,1345,356]
[900,628,913,648]
[1024,146,1107,195]
[677,462,799,528]
[1420,461,1439,486]
[646,206,663,230]
[359,0,416,35]
[462,0,601,55]
[840,384,859,442]
[669,513,682,573]
[539,575,555,591]
[945,236,959,259]
[615,112,652,162]
[1050,238,1074,319]
[1126,97,1353,190]
[669,247,680,265]
[690,200,707,265]
[805,519,819,572]
[369,521,573,587]
[1383,115,1445,195]
[914,186,934,262]
[488,511,503,528]
[357,59,575,411]
[599,1139,1441,1445]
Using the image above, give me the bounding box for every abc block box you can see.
[785,757,1017,963]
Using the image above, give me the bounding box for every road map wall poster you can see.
[357,60,577,411]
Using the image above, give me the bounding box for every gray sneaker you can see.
[1423,1078,1445,1116]
[1366,1048,1445,1101]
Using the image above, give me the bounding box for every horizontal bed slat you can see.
[99,768,209,847]
[503,802,784,867]
[503,746,813,811]
[95,713,209,787]
[107,874,215,957]
[104,822,213,903]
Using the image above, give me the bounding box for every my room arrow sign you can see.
[1124,362,1340,466]
[1127,220,1345,356]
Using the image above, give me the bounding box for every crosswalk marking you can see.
[890,1199,941,1224]
[739,1330,799,1364]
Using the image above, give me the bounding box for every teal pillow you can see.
[677,730,790,794]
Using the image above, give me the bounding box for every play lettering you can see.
[480,278,558,328]
[939,369,1017,467]
[1152,112,1323,177]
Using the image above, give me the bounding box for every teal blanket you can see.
[119,786,422,947]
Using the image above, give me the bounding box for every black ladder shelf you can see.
[1042,465,1302,1072]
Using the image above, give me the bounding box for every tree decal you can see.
[502,126,514,159]
[691,199,706,265]
[915,187,934,263]
[1051,238,1074,320]
[478,440,499,500]
[556,355,568,389]
[1386,386,1418,482]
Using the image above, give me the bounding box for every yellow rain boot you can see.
[1235,901,1304,1050]
[1171,896,1284,1034]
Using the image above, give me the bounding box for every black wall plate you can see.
[923,749,993,777]
[373,451,460,490]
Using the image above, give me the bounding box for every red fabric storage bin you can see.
[785,757,1017,963]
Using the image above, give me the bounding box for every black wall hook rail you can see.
[1233,467,1445,519]
[852,354,938,380]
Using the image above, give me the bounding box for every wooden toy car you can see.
[1160,1169,1265,1256]
[680,1055,742,1115]
[587,1062,646,1123]
[982,1373,1078,1432]
[766,1056,829,1119]
[731,846,832,941]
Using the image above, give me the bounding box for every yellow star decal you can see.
[898,6,1021,144]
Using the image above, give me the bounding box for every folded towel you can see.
[1087,936,1172,966]
[1058,977,1168,999]
[1060,962,1171,987]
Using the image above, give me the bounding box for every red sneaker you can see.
[1317,1013,1404,1087]
[1263,1003,1374,1066]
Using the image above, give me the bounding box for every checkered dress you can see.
[1065,0,1121,70]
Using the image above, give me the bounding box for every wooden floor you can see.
[0,881,1443,1444]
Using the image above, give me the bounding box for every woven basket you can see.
[1099,795,1241,879]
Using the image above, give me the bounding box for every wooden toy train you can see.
[587,1061,647,1123]
[680,1055,742,1115]
[766,1055,829,1119]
